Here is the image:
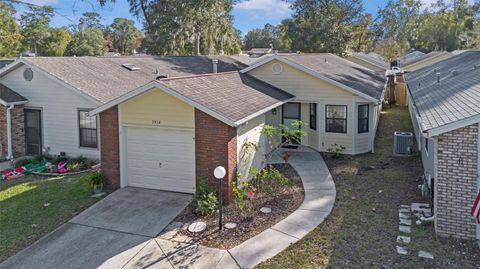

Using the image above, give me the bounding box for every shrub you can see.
[233,180,256,210]
[52,155,68,165]
[15,157,34,167]
[250,166,290,194]
[326,143,346,158]
[194,177,218,216]
[85,171,105,188]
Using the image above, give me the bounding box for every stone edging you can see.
[227,149,336,268]
[31,167,99,177]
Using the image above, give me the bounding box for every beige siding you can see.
[237,114,267,182]
[346,56,386,72]
[120,89,194,129]
[0,65,100,159]
[404,54,453,72]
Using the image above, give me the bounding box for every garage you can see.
[123,126,195,193]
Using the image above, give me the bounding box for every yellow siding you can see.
[237,114,267,182]
[248,59,353,101]
[120,88,194,128]
[346,56,386,72]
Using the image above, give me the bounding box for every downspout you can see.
[6,104,14,160]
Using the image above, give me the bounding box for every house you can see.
[406,51,480,240]
[397,50,426,67]
[0,56,246,160]
[246,47,273,56]
[346,52,390,72]
[401,51,453,72]
[241,54,386,155]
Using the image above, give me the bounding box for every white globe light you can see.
[214,166,226,179]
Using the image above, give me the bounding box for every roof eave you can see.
[424,114,480,137]
[0,100,28,106]
[234,97,296,127]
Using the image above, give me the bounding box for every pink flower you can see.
[246,191,254,198]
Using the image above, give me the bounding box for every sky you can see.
[12,0,447,35]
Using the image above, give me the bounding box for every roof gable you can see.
[241,54,386,102]
[0,83,27,106]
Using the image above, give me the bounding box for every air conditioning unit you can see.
[394,131,413,155]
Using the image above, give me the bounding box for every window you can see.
[79,110,98,148]
[358,104,369,133]
[424,137,428,152]
[310,103,317,130]
[325,105,347,133]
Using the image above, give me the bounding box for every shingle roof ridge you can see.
[158,71,238,81]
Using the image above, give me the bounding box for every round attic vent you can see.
[23,68,33,81]
[272,63,283,74]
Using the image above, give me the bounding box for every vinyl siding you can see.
[403,54,453,72]
[248,60,357,154]
[120,89,194,129]
[346,56,386,72]
[0,65,100,159]
[237,114,267,182]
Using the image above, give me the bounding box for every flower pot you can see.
[93,184,103,194]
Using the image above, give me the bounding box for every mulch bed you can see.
[174,163,305,249]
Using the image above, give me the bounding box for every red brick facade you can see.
[195,109,237,203]
[99,106,120,189]
[0,105,25,160]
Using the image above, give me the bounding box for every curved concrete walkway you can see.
[128,147,336,269]
[228,147,336,268]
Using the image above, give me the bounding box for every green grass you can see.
[256,107,480,269]
[0,173,103,261]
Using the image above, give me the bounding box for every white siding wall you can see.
[1,65,100,159]
[237,114,267,182]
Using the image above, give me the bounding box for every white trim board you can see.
[240,54,381,104]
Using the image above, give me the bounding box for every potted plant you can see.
[87,171,106,194]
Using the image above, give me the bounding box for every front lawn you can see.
[0,173,103,262]
[257,106,480,269]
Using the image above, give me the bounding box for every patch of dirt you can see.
[172,163,305,249]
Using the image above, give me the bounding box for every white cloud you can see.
[25,0,59,6]
[234,0,291,19]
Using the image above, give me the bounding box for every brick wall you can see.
[435,124,478,239]
[99,106,120,189]
[195,109,237,203]
[0,105,25,159]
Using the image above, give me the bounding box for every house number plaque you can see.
[152,120,161,125]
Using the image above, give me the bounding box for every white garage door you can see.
[124,126,195,193]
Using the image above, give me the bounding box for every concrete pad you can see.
[0,223,150,269]
[300,189,336,211]
[396,246,408,255]
[123,239,173,269]
[399,212,411,219]
[156,239,228,269]
[274,209,329,236]
[216,252,240,269]
[397,235,411,244]
[400,218,412,226]
[418,250,434,259]
[399,225,411,233]
[229,229,297,269]
[70,187,192,237]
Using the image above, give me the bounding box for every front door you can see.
[282,102,301,144]
[24,109,42,155]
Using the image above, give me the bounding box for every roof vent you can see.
[324,58,328,63]
[122,64,140,71]
[436,72,441,84]
[212,59,218,73]
[451,70,459,76]
[474,64,480,70]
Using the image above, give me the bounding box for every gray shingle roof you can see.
[405,51,480,132]
[280,54,386,100]
[159,72,294,123]
[350,52,389,70]
[21,56,246,103]
[401,51,452,67]
[0,83,27,104]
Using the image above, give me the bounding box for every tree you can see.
[38,28,72,56]
[244,24,287,50]
[79,12,103,29]
[375,38,402,63]
[20,5,54,55]
[0,0,23,57]
[110,18,142,54]
[285,0,364,54]
[349,13,373,52]
[67,28,105,56]
[373,0,422,50]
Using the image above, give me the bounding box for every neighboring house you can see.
[401,51,453,72]
[242,54,386,155]
[406,51,480,240]
[397,50,426,67]
[0,56,246,160]
[346,52,390,72]
[246,47,273,56]
[0,59,15,70]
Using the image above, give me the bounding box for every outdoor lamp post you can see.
[214,166,226,230]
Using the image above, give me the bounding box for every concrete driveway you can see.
[0,187,192,269]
